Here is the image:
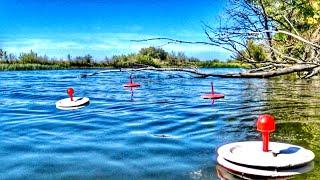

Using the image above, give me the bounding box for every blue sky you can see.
[0,0,230,60]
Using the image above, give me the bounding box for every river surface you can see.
[0,69,319,179]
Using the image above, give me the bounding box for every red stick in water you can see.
[211,82,214,94]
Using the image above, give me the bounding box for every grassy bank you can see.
[196,61,251,68]
[0,61,249,71]
[0,63,64,71]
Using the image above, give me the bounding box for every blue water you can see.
[1,69,315,179]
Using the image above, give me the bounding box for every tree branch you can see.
[80,64,320,79]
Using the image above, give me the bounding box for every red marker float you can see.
[216,114,315,178]
[123,75,140,88]
[67,88,74,101]
[56,88,89,110]
[202,82,224,99]
[257,114,275,152]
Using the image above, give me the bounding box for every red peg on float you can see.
[67,88,74,101]
[123,75,140,88]
[202,82,224,99]
[256,114,275,152]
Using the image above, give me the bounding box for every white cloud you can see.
[3,38,84,51]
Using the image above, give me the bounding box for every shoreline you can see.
[0,63,249,71]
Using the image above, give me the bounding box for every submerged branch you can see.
[80,64,320,79]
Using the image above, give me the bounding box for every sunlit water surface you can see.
[0,69,319,179]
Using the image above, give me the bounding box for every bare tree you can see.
[132,0,320,78]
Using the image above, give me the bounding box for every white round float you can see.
[56,97,90,110]
[218,141,315,168]
[56,88,90,110]
[217,156,314,178]
[216,114,315,178]
[217,141,315,177]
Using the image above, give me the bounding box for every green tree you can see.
[67,54,71,61]
[236,40,268,63]
[84,54,93,65]
[138,47,168,60]
[0,49,4,60]
[19,50,39,64]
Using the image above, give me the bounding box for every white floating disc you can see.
[217,155,314,177]
[218,141,315,168]
[56,97,90,110]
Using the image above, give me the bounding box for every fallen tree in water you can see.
[80,63,319,79]
[130,0,320,79]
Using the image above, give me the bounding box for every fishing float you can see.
[202,82,224,99]
[217,114,315,178]
[123,75,140,88]
[56,88,89,110]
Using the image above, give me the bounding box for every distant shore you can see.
[0,47,250,71]
[0,61,250,71]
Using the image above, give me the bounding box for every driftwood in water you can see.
[81,64,320,79]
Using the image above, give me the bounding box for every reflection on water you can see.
[216,160,314,180]
[0,70,319,179]
[264,78,320,180]
[216,164,309,180]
